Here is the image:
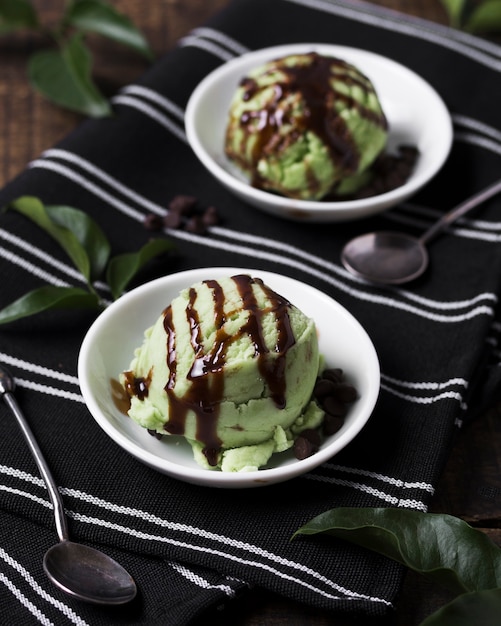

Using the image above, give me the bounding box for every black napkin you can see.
[2,0,501,624]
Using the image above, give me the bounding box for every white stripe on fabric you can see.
[383,208,501,240]
[316,0,501,58]
[445,226,501,243]
[29,148,501,313]
[0,246,69,288]
[323,463,435,493]
[381,374,468,391]
[61,484,406,542]
[399,498,429,508]
[453,114,501,142]
[0,353,78,386]
[0,229,110,295]
[2,349,467,412]
[67,510,392,606]
[0,464,44,488]
[169,227,497,322]
[15,378,84,403]
[0,468,398,606]
[381,383,464,405]
[284,0,501,71]
[41,149,167,216]
[28,160,145,222]
[0,466,422,603]
[211,224,498,311]
[0,229,85,284]
[455,131,501,157]
[118,85,184,120]
[0,574,54,626]
[457,218,501,233]
[168,561,239,597]
[0,462,428,554]
[303,474,427,511]
[190,27,250,56]
[178,35,236,62]
[0,484,50,509]
[385,202,501,239]
[111,95,187,142]
[28,151,498,323]
[0,548,88,625]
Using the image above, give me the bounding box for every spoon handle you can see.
[420,179,501,245]
[1,389,69,543]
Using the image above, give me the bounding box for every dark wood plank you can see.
[0,0,229,188]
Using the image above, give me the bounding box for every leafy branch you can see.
[0,0,154,117]
[294,507,501,625]
[440,0,501,33]
[0,196,173,324]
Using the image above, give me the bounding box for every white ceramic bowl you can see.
[185,43,453,223]
[78,268,380,488]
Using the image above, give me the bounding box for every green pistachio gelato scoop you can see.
[121,275,324,472]
[224,52,388,200]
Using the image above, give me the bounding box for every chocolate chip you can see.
[399,145,419,164]
[169,195,198,214]
[314,378,336,398]
[323,414,344,436]
[332,383,358,403]
[342,144,419,200]
[202,205,220,226]
[147,429,163,440]
[163,211,183,229]
[185,215,207,234]
[310,367,359,446]
[385,171,406,191]
[322,395,347,417]
[160,195,222,234]
[293,435,318,460]
[322,368,344,383]
[299,428,321,447]
[143,213,164,231]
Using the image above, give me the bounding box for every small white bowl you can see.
[185,43,453,223]
[78,268,380,488]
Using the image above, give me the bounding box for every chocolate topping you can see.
[110,377,131,414]
[122,369,151,401]
[226,52,388,195]
[158,275,296,465]
[119,275,362,469]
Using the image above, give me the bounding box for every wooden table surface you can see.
[1,1,500,625]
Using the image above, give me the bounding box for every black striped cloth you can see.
[1,0,501,624]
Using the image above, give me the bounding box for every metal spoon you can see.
[341,179,501,285]
[0,364,137,605]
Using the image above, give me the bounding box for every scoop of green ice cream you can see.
[121,275,323,472]
[225,52,388,200]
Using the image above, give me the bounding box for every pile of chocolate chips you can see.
[293,368,358,461]
[328,145,419,201]
[143,194,220,235]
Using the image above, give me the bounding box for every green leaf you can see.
[439,0,468,27]
[0,0,38,34]
[65,0,154,60]
[293,507,501,595]
[6,196,92,283]
[464,0,501,32]
[28,32,111,117]
[421,588,501,625]
[0,286,99,324]
[106,238,174,300]
[45,204,110,280]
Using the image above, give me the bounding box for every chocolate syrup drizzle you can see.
[122,369,151,401]
[159,275,296,465]
[226,52,388,196]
